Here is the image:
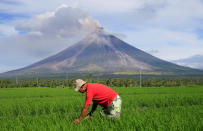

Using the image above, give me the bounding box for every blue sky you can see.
[0,0,203,73]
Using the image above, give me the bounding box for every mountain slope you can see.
[5,29,199,74]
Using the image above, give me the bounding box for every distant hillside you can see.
[172,55,203,70]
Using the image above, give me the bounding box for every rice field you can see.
[0,86,203,131]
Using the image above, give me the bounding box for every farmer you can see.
[73,79,122,124]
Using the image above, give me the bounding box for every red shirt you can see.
[85,83,118,108]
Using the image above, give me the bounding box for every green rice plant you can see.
[0,87,202,130]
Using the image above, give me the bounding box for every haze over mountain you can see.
[172,55,203,70]
[5,28,199,75]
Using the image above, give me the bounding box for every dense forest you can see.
[1,77,203,88]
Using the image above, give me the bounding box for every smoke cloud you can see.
[0,5,101,59]
[16,5,101,38]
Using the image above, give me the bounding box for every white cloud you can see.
[0,24,18,37]
[123,28,203,60]
[0,0,72,14]
[0,65,21,73]
[150,0,203,30]
[80,0,203,31]
[76,0,138,14]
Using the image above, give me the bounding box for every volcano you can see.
[5,28,198,74]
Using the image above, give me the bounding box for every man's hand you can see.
[84,114,91,120]
[73,104,90,124]
[73,118,80,124]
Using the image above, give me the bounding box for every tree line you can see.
[1,77,203,88]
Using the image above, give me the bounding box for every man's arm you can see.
[84,102,98,120]
[89,102,98,116]
[79,104,90,120]
[73,104,90,124]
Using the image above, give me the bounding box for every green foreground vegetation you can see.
[0,87,203,130]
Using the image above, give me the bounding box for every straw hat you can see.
[74,79,86,91]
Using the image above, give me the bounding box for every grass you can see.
[0,86,203,130]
